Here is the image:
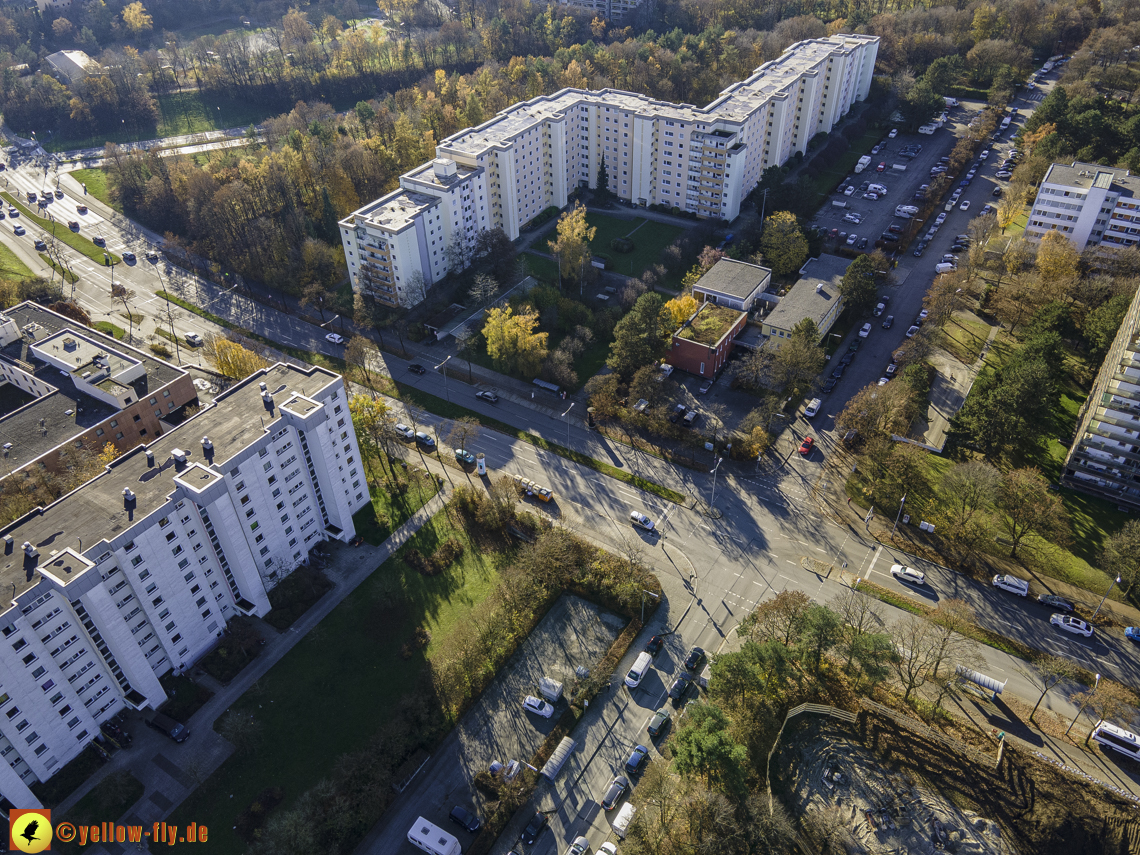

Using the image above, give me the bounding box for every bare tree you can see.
[1020,655,1082,723]
[446,416,480,452]
[830,588,884,670]
[111,283,137,340]
[889,615,940,703]
[344,334,380,389]
[928,598,980,678]
[939,460,1002,529]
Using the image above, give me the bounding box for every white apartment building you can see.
[0,363,368,806]
[340,34,879,308]
[1063,285,1140,507]
[1025,161,1140,250]
[557,0,641,22]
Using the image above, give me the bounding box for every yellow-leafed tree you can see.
[121,2,152,34]
[205,335,269,379]
[483,306,549,378]
[664,295,699,328]
[547,202,596,288]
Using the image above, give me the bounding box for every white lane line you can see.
[865,544,884,578]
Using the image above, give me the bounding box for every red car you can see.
[876,162,886,172]
[798,437,815,456]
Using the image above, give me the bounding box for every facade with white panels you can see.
[557,0,641,22]
[340,34,879,308]
[0,363,368,805]
[1026,161,1140,250]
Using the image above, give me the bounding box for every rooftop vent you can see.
[816,283,824,293]
[22,541,34,555]
[145,450,154,467]
[201,436,213,451]
[259,382,267,392]
[62,337,77,351]
[171,448,188,464]
[122,488,135,510]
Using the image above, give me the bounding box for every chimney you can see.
[145,449,154,467]
[816,283,823,293]
[201,436,213,452]
[22,541,33,556]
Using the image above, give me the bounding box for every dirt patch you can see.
[776,715,1140,855]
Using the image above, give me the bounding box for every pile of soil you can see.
[776,714,1140,855]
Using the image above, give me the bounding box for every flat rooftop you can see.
[1043,161,1140,196]
[677,303,744,345]
[767,254,850,331]
[694,258,772,300]
[0,303,184,471]
[343,187,440,234]
[0,363,341,608]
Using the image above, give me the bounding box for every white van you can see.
[935,262,956,274]
[804,398,822,418]
[992,574,1029,597]
[1092,722,1140,761]
[944,97,959,107]
[625,651,653,688]
[612,802,637,839]
[408,817,461,855]
[831,200,848,208]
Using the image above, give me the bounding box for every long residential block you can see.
[340,34,879,308]
[0,360,368,804]
[1026,161,1140,251]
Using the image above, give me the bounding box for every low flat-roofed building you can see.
[691,258,772,312]
[0,303,195,484]
[43,50,97,85]
[761,254,848,343]
[666,302,747,379]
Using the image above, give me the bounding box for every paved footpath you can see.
[55,491,447,854]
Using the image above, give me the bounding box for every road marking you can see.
[865,544,884,578]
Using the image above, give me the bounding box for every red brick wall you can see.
[665,312,746,378]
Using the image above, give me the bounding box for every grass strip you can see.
[392,380,687,505]
[39,254,77,283]
[156,290,346,374]
[93,320,125,340]
[0,240,33,278]
[69,168,118,211]
[0,192,119,264]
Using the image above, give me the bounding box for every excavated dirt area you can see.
[775,714,1140,855]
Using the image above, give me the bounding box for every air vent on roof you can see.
[201,436,213,451]
[171,448,188,464]
[145,450,154,467]
[64,409,73,416]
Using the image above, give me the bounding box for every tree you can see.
[939,460,1002,530]
[1022,655,1082,723]
[671,703,747,794]
[1099,519,1140,596]
[596,161,611,202]
[205,336,268,379]
[300,281,331,322]
[218,709,261,754]
[1084,293,1130,355]
[740,590,810,645]
[663,294,699,328]
[759,211,808,275]
[830,588,884,670]
[770,335,824,397]
[121,1,153,35]
[482,306,549,377]
[467,273,499,308]
[996,194,1021,232]
[607,292,670,379]
[838,254,879,314]
[547,202,596,289]
[998,467,1070,557]
[111,283,137,340]
[446,417,480,452]
[796,604,843,675]
[889,615,940,703]
[928,599,978,678]
[344,335,379,389]
[1036,230,1080,288]
[923,274,961,329]
[349,393,392,484]
[836,380,915,440]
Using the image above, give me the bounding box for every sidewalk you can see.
[55,491,448,852]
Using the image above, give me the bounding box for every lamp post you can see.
[434,355,452,402]
[890,492,907,538]
[1092,576,1122,621]
[561,402,574,447]
[640,589,659,624]
[1065,673,1100,738]
[709,456,723,510]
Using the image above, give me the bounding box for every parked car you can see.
[798,437,815,456]
[566,836,590,855]
[1126,627,1140,643]
[918,309,929,322]
[185,332,204,347]
[394,423,415,439]
[523,695,554,718]
[408,363,427,374]
[879,233,899,242]
[325,332,344,344]
[699,378,714,394]
[684,647,706,670]
[888,128,898,138]
[805,397,822,418]
[669,404,687,423]
[846,233,858,245]
[414,431,435,447]
[996,171,1013,179]
[1038,594,1075,613]
[1050,614,1093,638]
[906,325,920,338]
[668,673,693,703]
[645,635,665,656]
[475,390,499,403]
[822,377,838,392]
[146,712,190,743]
[449,806,481,833]
[682,410,699,427]
[891,564,926,586]
[521,811,549,845]
[454,448,476,465]
[630,511,656,532]
[648,707,671,737]
[859,323,872,338]
[831,364,846,380]
[882,315,894,329]
[885,363,897,376]
[626,744,650,774]
[601,776,629,810]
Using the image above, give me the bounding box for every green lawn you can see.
[168,509,509,855]
[523,252,560,284]
[70,168,118,211]
[0,192,119,264]
[938,314,996,365]
[351,467,438,545]
[94,320,126,340]
[0,240,32,279]
[587,213,684,280]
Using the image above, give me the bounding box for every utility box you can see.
[539,677,563,703]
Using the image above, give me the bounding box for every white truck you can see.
[855,155,872,173]
[943,96,959,107]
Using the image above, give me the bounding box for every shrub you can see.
[149,342,171,357]
[402,537,464,576]
[610,237,634,253]
[234,786,284,842]
[399,626,431,659]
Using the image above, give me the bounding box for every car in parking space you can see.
[805,397,822,417]
[566,836,590,855]
[669,404,687,423]
[325,332,344,344]
[668,673,693,703]
[981,204,995,215]
[996,171,1013,179]
[879,233,899,243]
[798,437,815,456]
[863,192,879,200]
[845,233,858,245]
[831,363,846,380]
[882,315,894,329]
[979,149,990,160]
[878,377,890,386]
[524,695,554,718]
[1126,627,1140,643]
[876,162,886,172]
[1050,614,1093,637]
[887,225,902,234]
[682,410,699,427]
[844,212,861,223]
[918,309,929,322]
[185,332,204,347]
[449,806,481,833]
[859,323,872,338]
[840,352,854,365]
[934,213,947,225]
[848,339,861,352]
[844,185,855,196]
[891,564,926,586]
[942,254,959,263]
[601,775,629,811]
[1038,594,1075,613]
[951,242,967,252]
[888,128,898,138]
[414,431,435,447]
[906,325,920,338]
[394,423,415,439]
[648,707,671,737]
[455,448,476,465]
[858,237,869,249]
[408,363,427,374]
[959,200,971,211]
[699,377,714,394]
[521,811,549,845]
[822,377,838,392]
[913,243,927,257]
[684,647,706,671]
[966,169,976,179]
[630,511,656,532]
[626,744,650,775]
[645,635,665,656]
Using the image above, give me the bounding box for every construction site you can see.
[774,711,1140,855]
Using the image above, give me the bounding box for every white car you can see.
[918,309,929,321]
[863,192,879,200]
[859,323,872,338]
[888,128,898,138]
[1050,614,1093,637]
[805,397,822,417]
[566,837,590,855]
[996,171,1013,179]
[906,325,920,338]
[878,377,890,385]
[934,213,947,225]
[844,185,855,196]
[394,423,415,439]
[325,332,344,344]
[524,695,554,718]
[959,200,971,211]
[185,333,204,346]
[630,511,656,532]
[979,150,990,160]
[846,233,858,245]
[844,212,861,223]
[891,564,926,586]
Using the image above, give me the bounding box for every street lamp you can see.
[1065,673,1100,737]
[561,402,575,447]
[640,589,659,624]
[1092,576,1122,620]
[890,492,907,538]
[709,456,723,510]
[434,355,452,402]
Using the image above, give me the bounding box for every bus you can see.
[407,817,460,855]
[1091,722,1140,762]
